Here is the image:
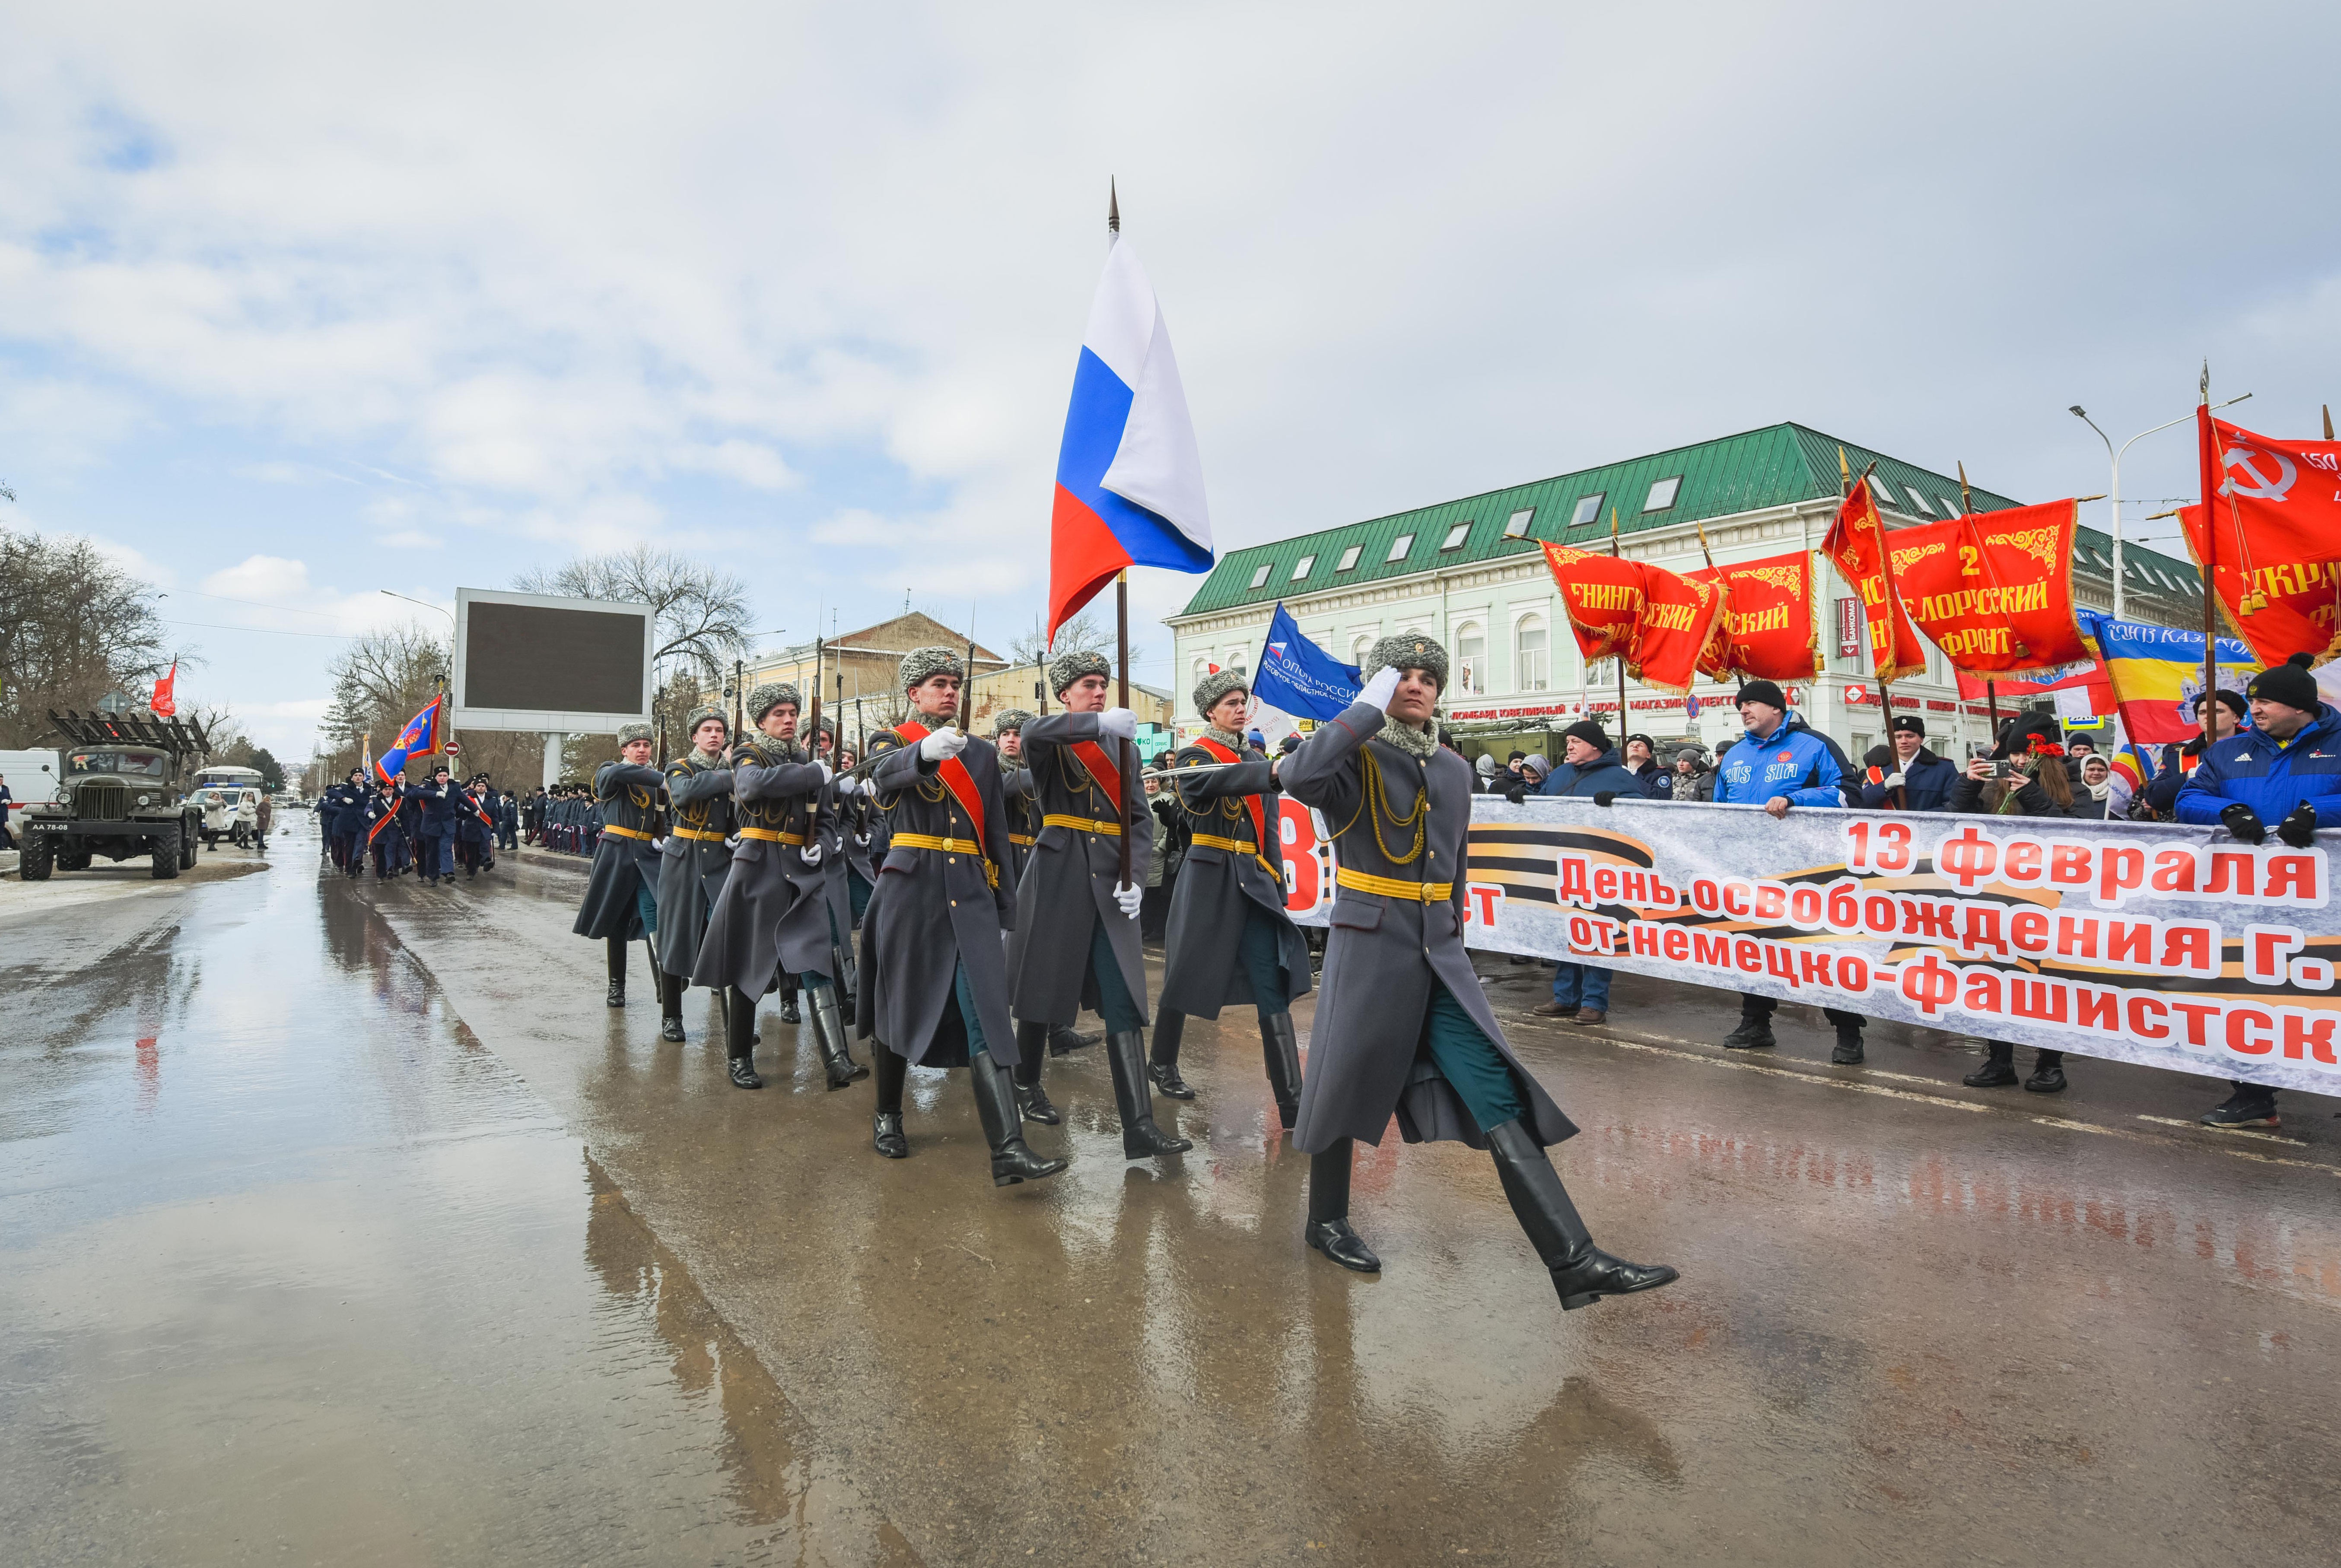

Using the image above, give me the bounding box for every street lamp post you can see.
[2070,395,2250,620]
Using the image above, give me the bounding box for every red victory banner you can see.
[1821,474,1927,683]
[1625,564,1725,694]
[1540,542,1646,661]
[1890,501,2091,675]
[1689,549,1819,682]
[2175,412,2341,668]
[2176,502,2341,669]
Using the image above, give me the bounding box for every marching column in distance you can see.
[1150,670,1312,1129]
[857,647,1063,1185]
[1278,633,1677,1310]
[1008,651,1190,1160]
[692,685,863,1091]
[571,725,667,1010]
[654,705,736,1043]
[993,710,1100,1126]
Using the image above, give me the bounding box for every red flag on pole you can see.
[1888,500,2092,676]
[2174,411,2341,667]
[1821,479,1927,683]
[1688,549,1819,683]
[1624,563,1725,695]
[150,662,178,717]
[1540,542,1646,662]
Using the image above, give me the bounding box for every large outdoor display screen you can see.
[451,590,655,732]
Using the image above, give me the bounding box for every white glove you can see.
[1097,708,1138,741]
[853,831,871,848]
[919,725,967,761]
[1358,665,1402,711]
[1883,772,1907,788]
[813,759,833,784]
[835,774,859,797]
[800,838,824,866]
[1114,881,1142,918]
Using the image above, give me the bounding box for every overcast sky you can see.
[5,3,2335,760]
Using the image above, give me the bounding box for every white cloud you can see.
[379,529,439,549]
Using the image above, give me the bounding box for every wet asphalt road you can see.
[6,829,2341,1566]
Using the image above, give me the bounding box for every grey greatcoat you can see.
[689,742,833,998]
[572,761,666,940]
[1006,712,1153,1028]
[1279,700,1577,1154]
[855,726,1022,1068]
[655,752,735,978]
[1158,738,1314,1020]
[1000,765,1040,890]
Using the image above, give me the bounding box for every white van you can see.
[1,749,64,845]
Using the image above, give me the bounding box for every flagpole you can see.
[2198,364,2220,747]
[1608,508,1627,742]
[1106,181,1136,895]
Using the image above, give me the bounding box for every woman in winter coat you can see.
[1949,710,2074,1094]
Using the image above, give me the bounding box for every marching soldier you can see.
[1279,634,1677,1311]
[1007,651,1189,1160]
[1149,670,1312,1131]
[692,684,863,1092]
[572,725,667,1013]
[655,705,736,1043]
[858,647,1064,1185]
[993,709,1101,1124]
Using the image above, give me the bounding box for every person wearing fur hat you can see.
[1948,708,2077,1094]
[572,726,669,1013]
[1146,669,1315,1128]
[991,709,1097,1117]
[2176,651,2341,1128]
[856,646,1064,1184]
[1277,632,1676,1309]
[691,683,864,1092]
[1005,648,1189,1159]
[653,705,736,1043]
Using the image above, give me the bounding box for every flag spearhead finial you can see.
[1108,178,1119,235]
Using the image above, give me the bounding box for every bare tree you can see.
[1006,606,1144,670]
[0,525,188,748]
[513,546,753,684]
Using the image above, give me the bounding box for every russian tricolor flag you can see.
[1048,237,1215,638]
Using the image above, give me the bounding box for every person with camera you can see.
[2175,652,2341,1129]
[1950,711,2074,1093]
[1528,721,1652,1026]
[1856,714,1959,812]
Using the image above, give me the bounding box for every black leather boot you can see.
[1488,1120,1677,1310]
[1148,1009,1195,1099]
[777,975,802,1026]
[659,971,687,1042]
[1048,1023,1101,1056]
[1830,1023,1864,1066]
[871,1045,909,1158]
[1963,1039,2018,1088]
[2024,1048,2068,1094]
[725,987,762,1088]
[1720,998,1773,1049]
[1106,1029,1192,1158]
[1012,1023,1059,1124]
[971,1057,1069,1187]
[1305,1139,1380,1272]
[808,983,866,1089]
[605,938,627,1008]
[1260,1011,1303,1130]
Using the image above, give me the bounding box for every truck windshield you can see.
[69,750,168,778]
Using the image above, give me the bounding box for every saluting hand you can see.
[1358,665,1402,712]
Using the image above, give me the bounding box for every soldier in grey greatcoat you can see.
[1277,632,1677,1312]
[690,684,864,1092]
[1149,670,1313,1130]
[992,708,1100,1125]
[1006,650,1189,1160]
[571,725,666,1012]
[857,647,1063,1186]
[655,705,736,1043]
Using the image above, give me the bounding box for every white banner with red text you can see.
[1274,796,2340,1094]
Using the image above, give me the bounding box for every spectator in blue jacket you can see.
[1711,682,1868,1063]
[2176,652,2340,1129]
[1622,734,1671,800]
[1857,714,1961,812]
[2143,690,2246,819]
[1529,721,1652,1026]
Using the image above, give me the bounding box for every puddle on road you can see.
[0,854,912,1567]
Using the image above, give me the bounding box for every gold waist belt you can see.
[670,826,726,842]
[738,827,807,845]
[1189,832,1277,877]
[1043,813,1121,836]
[1008,833,1036,847]
[601,824,652,841]
[886,832,996,887]
[1336,867,1452,903]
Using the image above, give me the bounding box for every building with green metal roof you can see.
[1165,421,2206,761]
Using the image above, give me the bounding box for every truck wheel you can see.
[151,824,182,879]
[20,836,52,881]
[181,822,199,870]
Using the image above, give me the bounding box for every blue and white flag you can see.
[1251,603,1361,722]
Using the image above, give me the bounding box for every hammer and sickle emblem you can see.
[2222,444,2297,502]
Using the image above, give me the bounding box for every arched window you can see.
[1350,633,1375,670]
[1454,622,1486,696]
[1515,615,1550,692]
[1193,657,1213,689]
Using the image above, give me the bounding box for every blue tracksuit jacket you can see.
[1713,715,1847,808]
[2174,703,2341,827]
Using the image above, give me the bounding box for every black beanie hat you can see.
[1735,679,1787,711]
[1889,713,1926,736]
[2195,689,2248,721]
[1992,710,2064,760]
[2248,652,2319,713]
[1562,719,1611,752]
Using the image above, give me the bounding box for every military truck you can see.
[18,708,212,881]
